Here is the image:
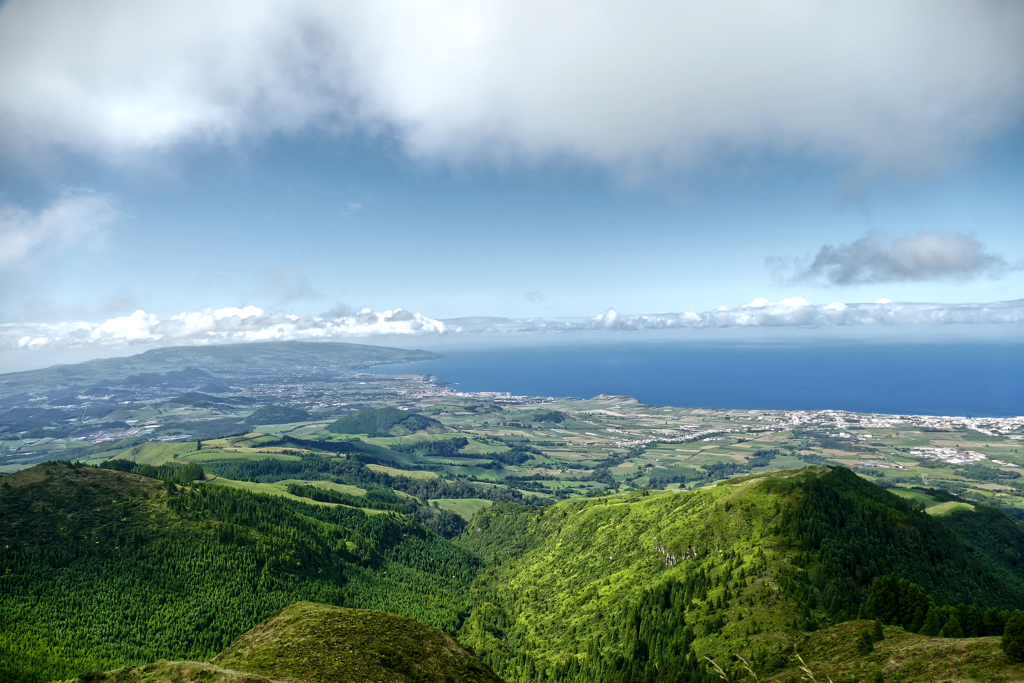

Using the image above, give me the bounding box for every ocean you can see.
[368,338,1024,417]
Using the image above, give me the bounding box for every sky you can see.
[0,0,1022,364]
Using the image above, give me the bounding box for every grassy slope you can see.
[76,602,502,683]
[763,621,1024,682]
[456,467,1024,681]
[0,463,479,683]
[432,498,493,520]
[214,602,502,683]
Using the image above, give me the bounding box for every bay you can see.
[369,340,1024,417]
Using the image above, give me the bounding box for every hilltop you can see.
[456,466,1024,681]
[78,602,502,683]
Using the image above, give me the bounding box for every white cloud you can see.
[0,190,117,267]
[1,305,445,350]
[444,298,1024,333]
[0,1,1022,173]
[5,298,1024,351]
[782,231,1012,285]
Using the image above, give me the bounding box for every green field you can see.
[429,498,493,520]
[366,464,439,480]
[925,500,976,516]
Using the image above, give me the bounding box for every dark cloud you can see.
[780,232,1011,285]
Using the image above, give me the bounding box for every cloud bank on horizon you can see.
[5,298,1024,351]
[1,0,1022,174]
[5,306,447,351]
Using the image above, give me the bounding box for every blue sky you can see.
[0,0,1022,358]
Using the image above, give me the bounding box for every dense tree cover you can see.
[456,467,1024,682]
[767,466,1024,616]
[99,459,205,485]
[860,575,1010,638]
[0,462,480,683]
[941,504,1024,575]
[327,407,441,436]
[391,437,472,457]
[284,482,468,539]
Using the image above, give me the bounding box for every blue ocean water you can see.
[369,341,1024,417]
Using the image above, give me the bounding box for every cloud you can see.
[5,297,1024,351]
[1,305,445,350]
[443,297,1024,332]
[0,190,117,267]
[779,231,1011,285]
[1,1,1022,173]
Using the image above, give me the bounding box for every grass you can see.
[763,620,1024,682]
[925,501,976,516]
[430,498,492,520]
[183,451,303,462]
[366,464,439,480]
[111,442,195,466]
[73,660,285,682]
[212,602,502,683]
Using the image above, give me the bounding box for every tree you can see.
[939,616,963,639]
[985,609,1007,637]
[872,620,884,642]
[965,605,983,637]
[919,608,942,637]
[1002,610,1024,662]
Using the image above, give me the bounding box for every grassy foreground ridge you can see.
[75,602,502,683]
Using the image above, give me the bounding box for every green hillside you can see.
[80,602,502,683]
[0,462,479,683]
[455,466,1024,682]
[327,407,444,436]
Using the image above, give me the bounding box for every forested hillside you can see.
[0,462,479,683]
[6,460,1024,682]
[456,466,1024,682]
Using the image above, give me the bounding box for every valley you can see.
[2,342,1024,682]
